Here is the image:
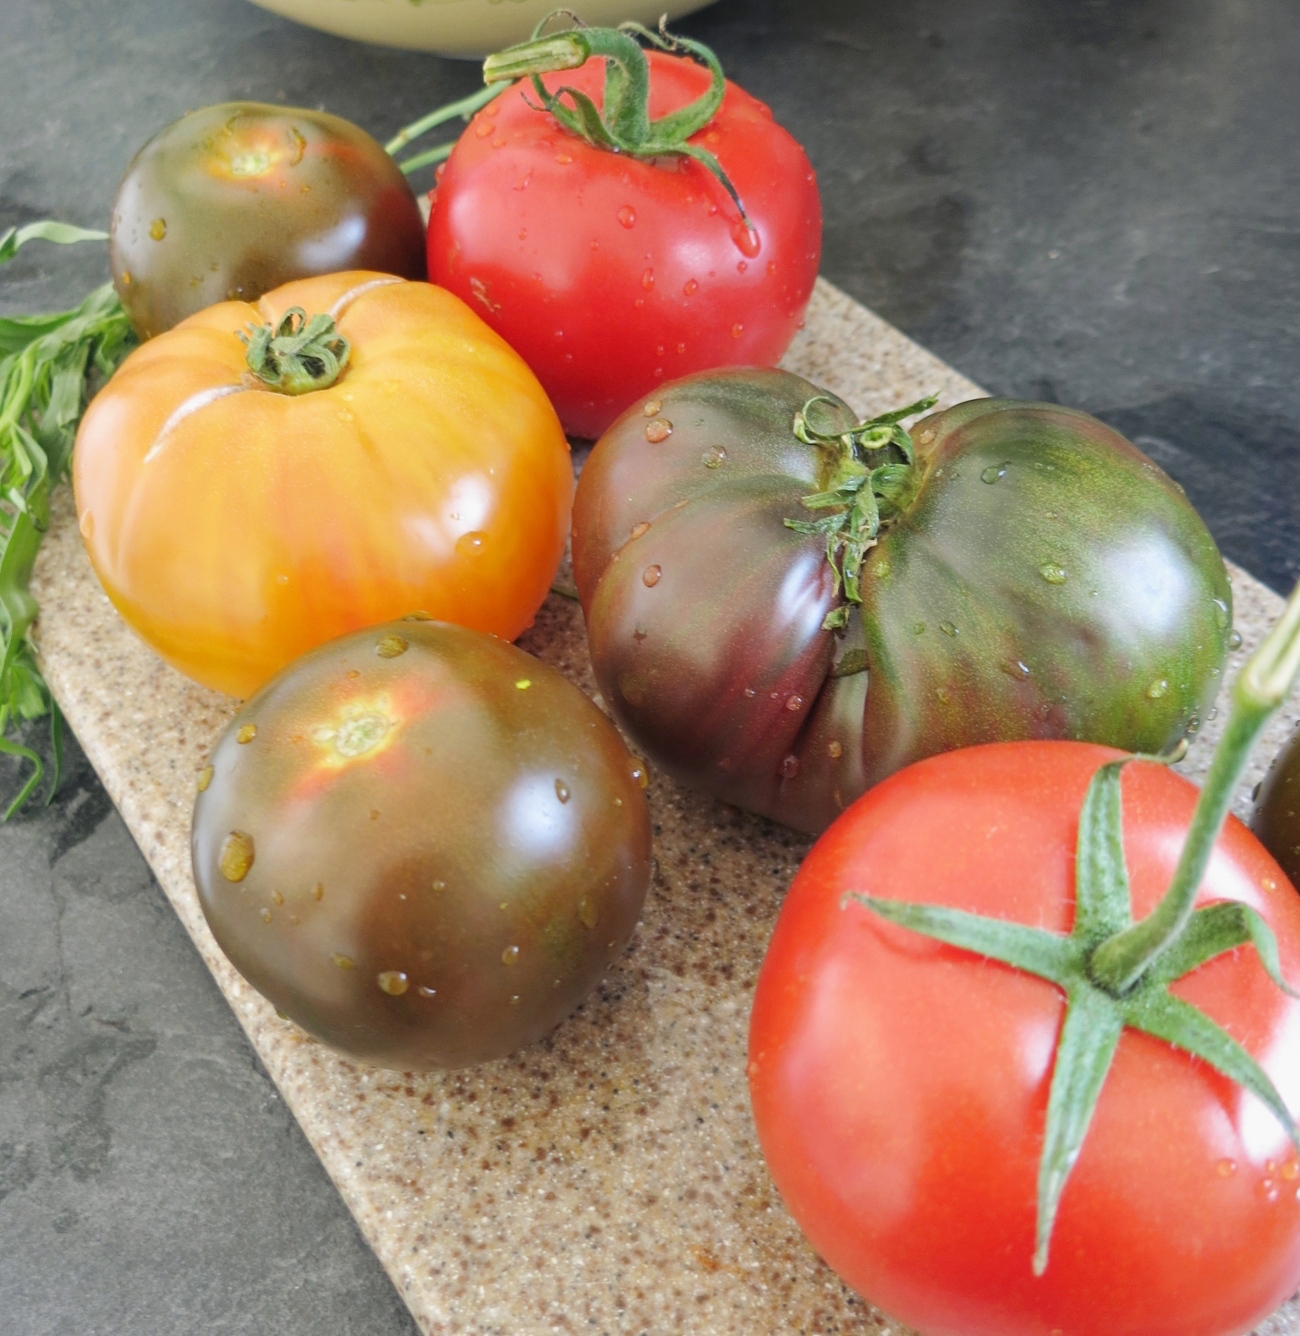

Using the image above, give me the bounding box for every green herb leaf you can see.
[0,223,133,814]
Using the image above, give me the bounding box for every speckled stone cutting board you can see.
[31,278,1300,1336]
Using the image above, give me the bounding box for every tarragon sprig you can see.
[0,222,135,815]
[783,394,938,630]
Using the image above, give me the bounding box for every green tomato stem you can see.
[239,308,350,396]
[1090,579,1300,994]
[383,83,507,157]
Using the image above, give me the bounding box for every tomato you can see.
[1255,727,1300,890]
[427,42,821,439]
[749,740,1300,1336]
[192,620,652,1070]
[572,370,1233,832]
[111,102,427,339]
[74,270,572,699]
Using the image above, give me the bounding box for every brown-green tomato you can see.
[1254,727,1300,890]
[111,102,426,339]
[191,620,652,1070]
[572,369,1233,833]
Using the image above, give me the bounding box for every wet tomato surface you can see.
[749,742,1300,1336]
[573,370,1233,831]
[428,51,820,439]
[192,620,653,1070]
[74,270,572,698]
[111,102,427,339]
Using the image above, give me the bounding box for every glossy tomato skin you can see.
[74,271,572,699]
[428,52,821,439]
[192,620,652,1070]
[749,741,1300,1336]
[111,103,427,339]
[1254,727,1300,890]
[573,371,1232,831]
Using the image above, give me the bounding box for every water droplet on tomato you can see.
[1228,629,1244,650]
[1216,1159,1238,1177]
[332,953,355,970]
[780,755,800,780]
[617,205,636,229]
[702,446,727,468]
[375,634,409,658]
[1000,659,1032,680]
[630,521,651,539]
[633,625,648,641]
[730,323,744,339]
[642,564,662,587]
[79,510,94,539]
[828,740,844,758]
[641,267,655,290]
[914,622,927,635]
[629,761,649,788]
[737,260,748,273]
[683,278,699,297]
[475,119,494,138]
[1146,679,1169,699]
[235,723,257,744]
[731,223,761,257]
[260,907,273,923]
[197,766,213,793]
[743,687,756,698]
[555,779,571,803]
[643,399,662,417]
[418,985,437,998]
[940,621,958,637]
[1211,597,1230,629]
[785,694,804,711]
[515,678,532,690]
[501,944,521,966]
[149,217,167,241]
[555,152,573,164]
[1039,563,1068,585]
[377,970,409,996]
[430,879,446,893]
[271,889,284,906]
[767,260,778,275]
[981,463,1010,484]
[578,896,598,929]
[456,530,488,557]
[645,418,673,443]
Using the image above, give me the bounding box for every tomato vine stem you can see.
[846,576,1300,1275]
[239,308,350,395]
[481,15,754,228]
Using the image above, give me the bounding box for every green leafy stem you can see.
[783,394,938,630]
[0,223,136,816]
[389,12,751,227]
[845,576,1300,1275]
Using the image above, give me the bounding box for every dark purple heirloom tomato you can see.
[111,102,427,339]
[1255,727,1300,891]
[192,620,652,1070]
[572,368,1233,832]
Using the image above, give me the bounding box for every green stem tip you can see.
[239,308,349,395]
[844,574,1300,1275]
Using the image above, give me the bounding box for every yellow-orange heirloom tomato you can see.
[73,271,572,697]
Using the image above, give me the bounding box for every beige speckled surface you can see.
[31,278,1300,1335]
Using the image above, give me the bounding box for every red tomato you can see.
[749,741,1300,1336]
[427,51,822,439]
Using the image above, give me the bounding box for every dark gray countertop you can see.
[2,1,1298,1332]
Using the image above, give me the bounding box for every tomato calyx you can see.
[782,393,937,631]
[482,15,754,228]
[238,307,350,396]
[846,578,1300,1276]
